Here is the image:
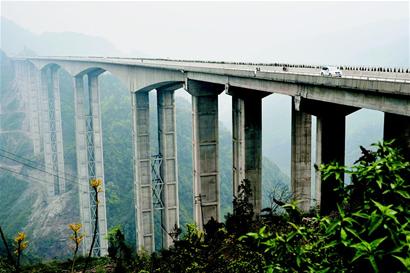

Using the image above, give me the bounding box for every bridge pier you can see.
[186,80,224,228]
[384,113,410,160]
[131,91,154,252]
[229,88,266,215]
[157,85,180,248]
[40,66,66,196]
[315,113,345,215]
[294,97,357,214]
[22,62,43,156]
[291,98,312,212]
[13,61,42,156]
[74,73,108,256]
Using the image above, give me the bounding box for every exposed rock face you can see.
[24,174,79,259]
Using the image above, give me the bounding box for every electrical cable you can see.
[0,147,79,180]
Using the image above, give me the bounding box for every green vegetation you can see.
[1,142,408,273]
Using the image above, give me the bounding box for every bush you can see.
[243,142,410,273]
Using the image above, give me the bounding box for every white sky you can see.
[1,1,409,64]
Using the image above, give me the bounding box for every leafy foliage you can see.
[2,142,409,273]
[244,142,410,273]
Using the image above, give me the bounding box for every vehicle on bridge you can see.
[321,66,342,77]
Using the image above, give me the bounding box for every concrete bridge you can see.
[12,56,410,256]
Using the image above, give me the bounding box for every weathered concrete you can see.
[157,85,180,248]
[131,91,154,252]
[74,73,108,256]
[384,113,410,160]
[186,80,224,227]
[291,98,312,212]
[40,66,65,196]
[229,87,266,214]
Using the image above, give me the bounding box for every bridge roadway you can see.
[13,56,410,256]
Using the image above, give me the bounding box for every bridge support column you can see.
[316,114,345,215]
[131,91,154,252]
[291,98,312,212]
[295,97,357,215]
[384,113,410,160]
[13,61,42,156]
[24,62,42,156]
[231,91,264,214]
[40,66,65,196]
[74,73,108,256]
[186,80,224,228]
[157,86,180,248]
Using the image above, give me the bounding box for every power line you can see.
[0,152,94,189]
[0,153,78,185]
[0,165,136,204]
[0,147,79,180]
[0,150,136,203]
[0,165,57,189]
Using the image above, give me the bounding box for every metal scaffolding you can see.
[85,114,102,256]
[42,67,65,196]
[151,154,165,210]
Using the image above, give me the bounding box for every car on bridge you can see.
[321,66,342,77]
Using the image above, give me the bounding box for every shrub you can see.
[243,142,410,273]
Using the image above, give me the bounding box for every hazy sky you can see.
[2,1,409,65]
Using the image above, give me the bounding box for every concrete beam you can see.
[187,72,410,116]
[157,85,179,248]
[384,113,410,160]
[186,80,224,228]
[131,91,154,252]
[291,98,312,212]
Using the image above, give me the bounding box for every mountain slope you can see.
[0,17,123,57]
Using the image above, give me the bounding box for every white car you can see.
[320,66,342,77]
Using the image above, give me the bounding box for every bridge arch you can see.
[28,59,185,93]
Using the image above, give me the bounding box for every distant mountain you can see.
[0,17,125,56]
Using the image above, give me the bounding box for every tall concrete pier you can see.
[131,91,154,252]
[384,113,410,160]
[186,80,224,227]
[12,61,42,156]
[316,113,346,215]
[157,85,180,248]
[74,73,108,256]
[229,87,265,214]
[291,98,312,212]
[40,66,66,196]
